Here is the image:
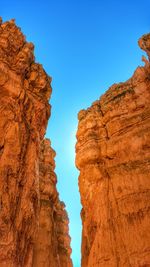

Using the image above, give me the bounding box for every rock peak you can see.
[138,33,150,60]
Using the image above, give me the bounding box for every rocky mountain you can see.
[76,33,150,267]
[0,18,72,267]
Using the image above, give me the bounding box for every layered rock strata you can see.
[33,139,72,267]
[76,33,150,267]
[0,18,72,267]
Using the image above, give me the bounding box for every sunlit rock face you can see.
[76,33,150,267]
[33,139,73,267]
[0,18,72,267]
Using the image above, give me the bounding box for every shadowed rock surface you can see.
[76,33,150,267]
[0,18,72,267]
[33,139,73,267]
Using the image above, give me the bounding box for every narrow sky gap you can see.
[1,1,150,266]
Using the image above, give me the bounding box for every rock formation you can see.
[76,33,150,267]
[33,139,72,267]
[0,18,72,267]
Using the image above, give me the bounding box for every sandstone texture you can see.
[76,33,150,267]
[0,18,72,267]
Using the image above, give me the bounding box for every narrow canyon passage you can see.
[0,17,150,267]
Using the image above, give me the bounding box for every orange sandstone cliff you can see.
[76,34,150,267]
[0,18,72,267]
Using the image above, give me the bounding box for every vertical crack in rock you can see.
[76,33,150,267]
[0,18,72,267]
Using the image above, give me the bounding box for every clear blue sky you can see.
[1,1,150,266]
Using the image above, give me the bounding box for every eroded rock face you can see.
[0,18,51,267]
[0,18,72,267]
[33,139,73,267]
[76,34,150,267]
